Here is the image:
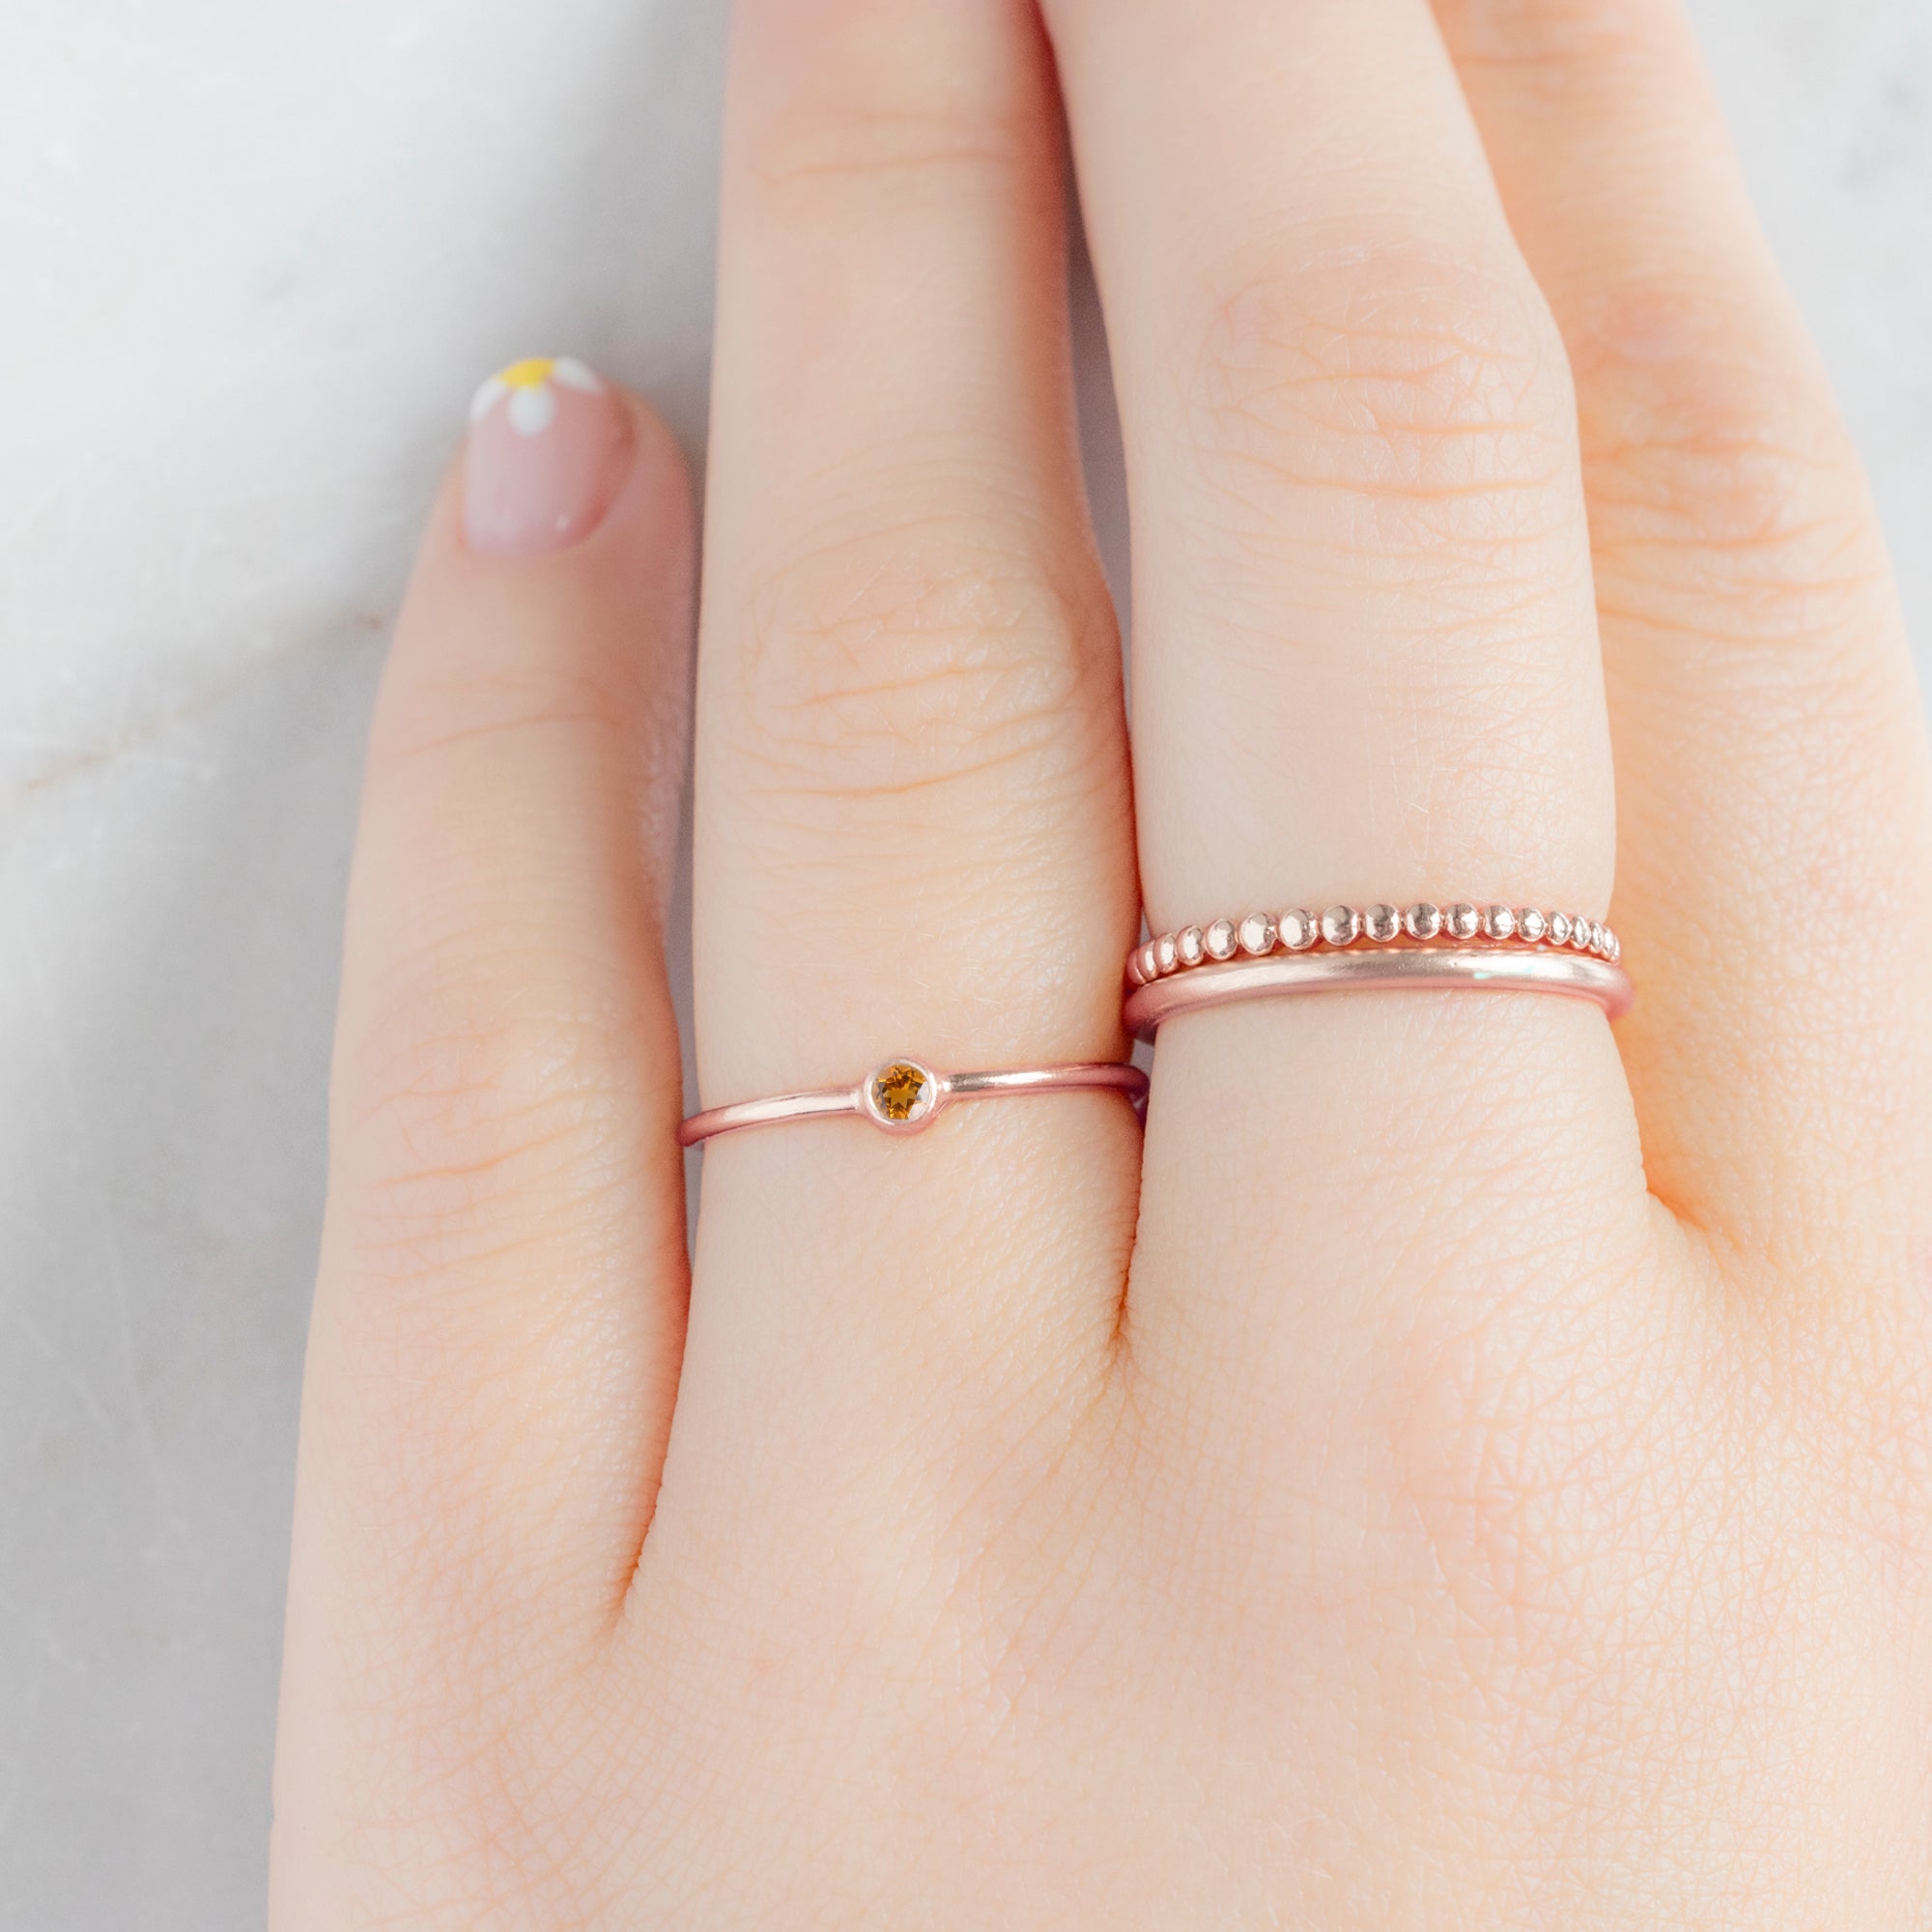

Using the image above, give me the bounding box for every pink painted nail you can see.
[463,355,630,555]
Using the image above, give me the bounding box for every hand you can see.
[270,0,1932,1922]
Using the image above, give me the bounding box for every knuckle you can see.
[752,101,1033,202]
[333,952,657,1273]
[1441,0,1680,87]
[371,660,632,775]
[730,513,1118,810]
[1180,236,1576,526]
[741,8,1040,203]
[1577,283,1889,641]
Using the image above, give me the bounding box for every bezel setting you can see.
[862,1059,942,1132]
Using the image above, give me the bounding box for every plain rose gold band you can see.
[1123,947,1634,1042]
[679,1058,1149,1148]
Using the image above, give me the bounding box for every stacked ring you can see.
[1126,901,1618,989]
[1122,944,1633,1042]
[678,901,1630,1143]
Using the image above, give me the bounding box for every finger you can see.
[664,0,1139,1485]
[290,373,694,1671]
[1041,0,1650,1393]
[1431,0,1932,1251]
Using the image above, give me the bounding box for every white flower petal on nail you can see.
[469,373,509,422]
[506,383,557,436]
[469,355,603,435]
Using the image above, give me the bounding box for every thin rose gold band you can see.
[679,1057,1149,1148]
[1123,947,1634,1042]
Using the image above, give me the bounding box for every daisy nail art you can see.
[464,355,629,555]
[469,355,606,437]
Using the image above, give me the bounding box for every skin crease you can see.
[270,0,1932,1925]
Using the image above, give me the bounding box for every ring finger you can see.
[1041,0,1650,1399]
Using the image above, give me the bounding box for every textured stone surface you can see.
[2,1,1928,1923]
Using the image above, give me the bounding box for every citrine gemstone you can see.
[871,1062,932,1122]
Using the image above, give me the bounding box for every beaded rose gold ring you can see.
[1122,900,1632,1042]
[1127,900,1620,988]
[679,1057,1149,1148]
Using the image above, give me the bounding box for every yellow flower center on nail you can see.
[497,356,557,389]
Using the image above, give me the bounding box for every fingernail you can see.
[463,356,630,556]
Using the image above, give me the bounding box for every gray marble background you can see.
[3,2,1928,1924]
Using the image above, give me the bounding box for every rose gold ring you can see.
[678,1057,1149,1148]
[1123,947,1633,1042]
[1127,901,1619,988]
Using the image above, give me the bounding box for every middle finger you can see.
[666,0,1140,1513]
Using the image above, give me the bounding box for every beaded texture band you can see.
[1127,901,1619,989]
[679,1057,1149,1148]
